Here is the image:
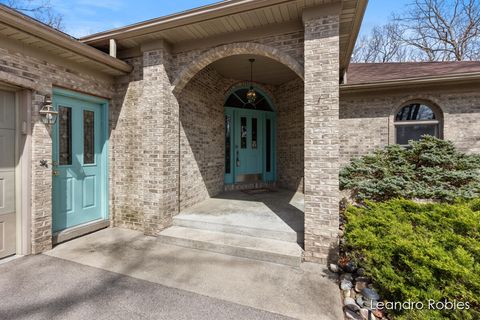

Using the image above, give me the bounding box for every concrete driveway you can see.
[0,254,291,320]
[1,228,343,320]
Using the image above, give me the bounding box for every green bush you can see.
[340,136,480,203]
[344,199,480,320]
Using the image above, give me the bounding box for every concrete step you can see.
[173,214,300,243]
[158,226,303,267]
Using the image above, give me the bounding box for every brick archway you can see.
[172,42,304,95]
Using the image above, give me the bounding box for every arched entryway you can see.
[157,48,306,267]
[223,85,276,185]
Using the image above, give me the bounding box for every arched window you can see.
[224,88,273,111]
[395,103,442,145]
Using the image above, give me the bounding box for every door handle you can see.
[52,170,60,176]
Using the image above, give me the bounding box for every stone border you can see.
[172,42,305,95]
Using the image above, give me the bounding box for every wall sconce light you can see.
[39,94,58,126]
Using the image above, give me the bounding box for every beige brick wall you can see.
[303,13,341,264]
[275,78,305,192]
[141,46,180,236]
[110,56,145,230]
[0,45,114,253]
[339,86,480,166]
[171,31,305,86]
[178,66,226,210]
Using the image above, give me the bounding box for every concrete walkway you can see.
[0,255,290,320]
[42,228,343,320]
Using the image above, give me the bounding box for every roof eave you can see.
[341,0,368,76]
[341,72,480,92]
[80,0,300,45]
[0,5,132,75]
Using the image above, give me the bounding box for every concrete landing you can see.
[160,189,305,266]
[45,228,343,320]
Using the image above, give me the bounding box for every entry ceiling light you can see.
[246,58,257,104]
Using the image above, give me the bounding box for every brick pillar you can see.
[303,11,340,264]
[31,91,53,253]
[142,42,179,235]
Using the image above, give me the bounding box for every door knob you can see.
[52,170,60,176]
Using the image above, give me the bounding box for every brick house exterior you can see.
[0,0,479,265]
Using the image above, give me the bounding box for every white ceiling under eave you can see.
[81,0,368,75]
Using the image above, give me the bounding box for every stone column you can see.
[303,9,341,264]
[141,41,179,235]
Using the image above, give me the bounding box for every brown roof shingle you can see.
[346,61,480,85]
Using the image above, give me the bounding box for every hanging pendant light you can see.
[246,58,257,104]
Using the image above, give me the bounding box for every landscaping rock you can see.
[343,289,352,298]
[360,308,378,320]
[362,288,380,301]
[372,309,384,319]
[344,297,361,312]
[344,262,358,273]
[356,295,364,307]
[363,299,379,309]
[354,277,370,292]
[344,307,363,320]
[329,263,340,273]
[340,273,353,282]
[340,280,353,290]
[350,289,357,298]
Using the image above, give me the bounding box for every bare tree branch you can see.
[353,0,480,62]
[352,23,408,63]
[1,0,64,31]
[395,0,480,61]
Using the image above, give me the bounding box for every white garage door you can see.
[0,90,15,259]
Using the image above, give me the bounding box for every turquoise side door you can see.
[52,90,108,233]
[235,109,263,177]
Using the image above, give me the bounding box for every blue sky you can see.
[359,0,410,36]
[20,0,412,38]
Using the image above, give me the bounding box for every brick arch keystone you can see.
[172,42,304,95]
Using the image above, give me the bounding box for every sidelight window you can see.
[58,106,72,165]
[83,110,95,164]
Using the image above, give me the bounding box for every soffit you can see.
[0,5,131,76]
[81,0,367,73]
[82,0,336,49]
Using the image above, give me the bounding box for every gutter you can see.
[340,0,368,76]
[0,5,132,74]
[341,72,480,92]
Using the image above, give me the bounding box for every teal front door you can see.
[52,90,108,233]
[224,86,276,185]
[224,107,276,184]
[235,110,263,180]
